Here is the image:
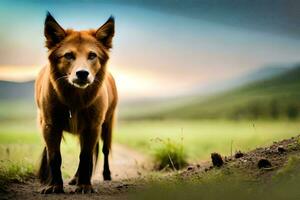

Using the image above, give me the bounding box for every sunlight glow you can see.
[0,65,41,82]
[0,65,167,100]
[109,66,166,99]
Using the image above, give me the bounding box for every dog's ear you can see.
[95,16,115,49]
[44,12,66,49]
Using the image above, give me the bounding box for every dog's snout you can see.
[76,70,89,80]
[71,69,92,88]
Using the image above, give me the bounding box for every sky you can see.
[0,0,300,100]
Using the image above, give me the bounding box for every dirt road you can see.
[2,144,151,200]
[94,143,151,181]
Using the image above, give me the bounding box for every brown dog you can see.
[35,12,117,194]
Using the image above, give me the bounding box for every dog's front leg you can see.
[75,127,99,193]
[41,124,64,194]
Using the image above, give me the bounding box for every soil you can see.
[179,135,300,181]
[0,144,151,200]
[2,135,300,200]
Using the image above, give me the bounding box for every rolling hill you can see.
[0,80,34,101]
[122,65,300,120]
[188,65,292,96]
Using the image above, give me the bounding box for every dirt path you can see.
[1,143,151,200]
[94,143,151,181]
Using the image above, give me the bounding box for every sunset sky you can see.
[1,0,300,100]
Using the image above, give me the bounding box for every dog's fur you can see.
[35,12,117,194]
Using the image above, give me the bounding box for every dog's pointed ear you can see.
[44,12,66,49]
[95,16,115,49]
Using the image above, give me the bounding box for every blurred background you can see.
[0,0,300,178]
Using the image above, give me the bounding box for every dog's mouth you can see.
[71,79,91,89]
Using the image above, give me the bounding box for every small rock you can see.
[234,151,244,158]
[257,159,272,169]
[116,185,123,189]
[277,145,286,153]
[116,184,128,189]
[224,156,232,162]
[211,153,224,167]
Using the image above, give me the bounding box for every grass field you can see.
[0,120,81,181]
[0,119,299,182]
[116,120,300,160]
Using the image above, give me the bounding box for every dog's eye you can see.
[64,52,75,60]
[88,52,97,60]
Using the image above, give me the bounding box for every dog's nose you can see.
[76,70,89,80]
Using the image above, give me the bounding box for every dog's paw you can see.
[74,184,94,194]
[41,184,64,194]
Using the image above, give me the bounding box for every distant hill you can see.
[120,65,293,119]
[122,65,300,120]
[188,65,293,95]
[0,80,35,120]
[0,80,34,101]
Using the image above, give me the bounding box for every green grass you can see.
[116,120,300,160]
[0,120,80,183]
[0,100,36,121]
[152,138,188,170]
[274,155,300,181]
[0,160,34,192]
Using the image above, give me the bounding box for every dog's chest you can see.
[65,110,80,134]
[63,107,103,134]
